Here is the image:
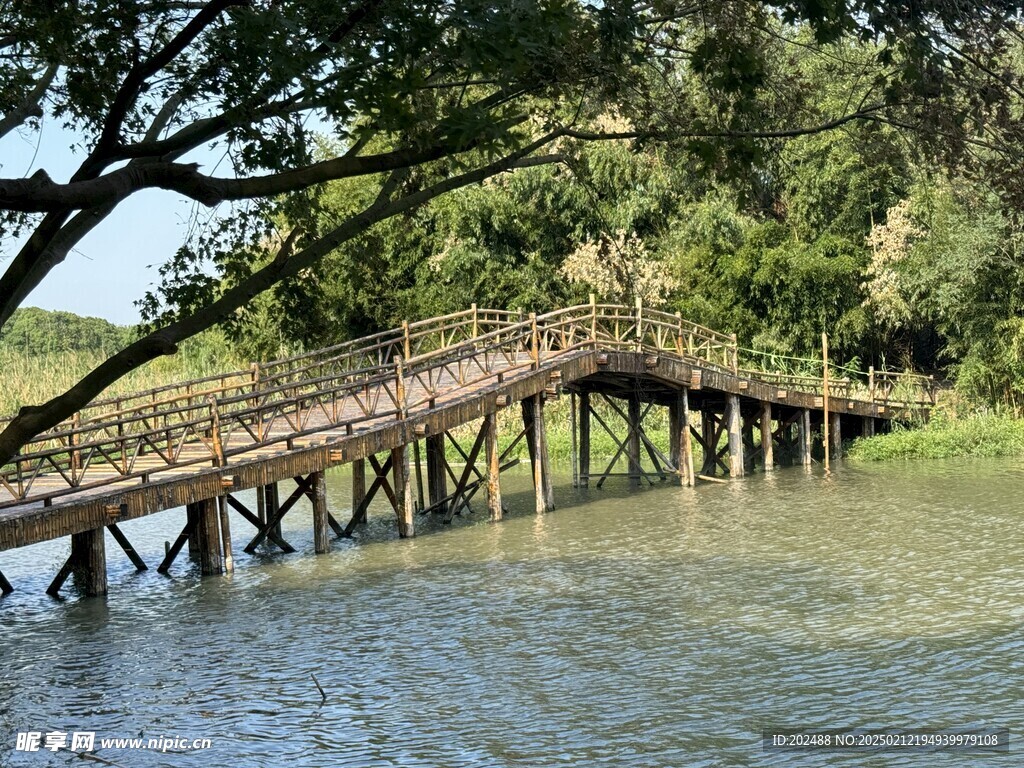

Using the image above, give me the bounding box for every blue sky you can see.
[0,119,214,326]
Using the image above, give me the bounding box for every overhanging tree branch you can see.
[0,130,564,465]
[0,62,57,140]
[0,133,508,211]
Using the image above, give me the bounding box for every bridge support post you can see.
[186,502,201,557]
[760,401,775,472]
[311,471,330,554]
[541,400,555,511]
[70,528,108,596]
[351,459,366,520]
[798,409,813,466]
[264,484,282,542]
[669,393,682,485]
[425,435,447,517]
[392,445,416,538]
[523,395,553,513]
[861,416,875,438]
[830,412,842,462]
[741,414,756,474]
[218,497,234,574]
[669,390,694,486]
[681,391,695,486]
[727,395,744,478]
[627,395,642,487]
[578,391,591,488]
[484,413,503,521]
[196,498,223,575]
[700,409,718,476]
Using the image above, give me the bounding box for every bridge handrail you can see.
[0,307,522,443]
[0,319,540,505]
[5,302,937,457]
[0,303,943,507]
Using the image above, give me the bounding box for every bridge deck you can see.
[0,304,934,553]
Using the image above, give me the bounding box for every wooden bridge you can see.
[0,301,937,598]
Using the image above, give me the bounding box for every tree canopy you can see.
[2,0,1024,461]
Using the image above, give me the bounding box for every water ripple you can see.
[1,461,1022,766]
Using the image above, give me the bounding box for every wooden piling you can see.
[569,392,579,488]
[627,394,642,487]
[186,502,201,557]
[680,390,695,486]
[44,528,107,598]
[741,415,756,474]
[524,394,552,513]
[726,394,744,478]
[669,391,693,486]
[425,434,447,517]
[701,408,717,476]
[195,498,223,575]
[218,496,234,573]
[351,459,366,520]
[484,413,503,521]
[71,528,108,596]
[539,397,555,510]
[822,331,831,473]
[669,394,682,486]
[830,411,842,463]
[264,483,282,542]
[798,409,813,466]
[392,444,416,538]
[256,485,267,525]
[579,391,591,487]
[760,401,775,472]
[311,470,330,554]
[861,416,876,438]
[413,440,425,512]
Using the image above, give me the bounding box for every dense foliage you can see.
[0,307,128,355]
[4,1,1024,461]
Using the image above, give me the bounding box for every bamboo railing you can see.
[0,302,939,508]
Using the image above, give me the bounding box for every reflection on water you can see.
[1,460,1022,766]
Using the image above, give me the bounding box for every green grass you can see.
[848,413,1024,461]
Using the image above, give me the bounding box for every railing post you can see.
[70,412,82,473]
[209,396,226,467]
[395,355,407,419]
[529,312,540,369]
[729,333,738,374]
[249,363,262,424]
[402,320,411,360]
[821,332,830,474]
[471,302,479,338]
[590,293,598,348]
[635,296,643,352]
[868,365,876,401]
[675,312,683,357]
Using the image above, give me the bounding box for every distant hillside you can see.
[0,307,130,355]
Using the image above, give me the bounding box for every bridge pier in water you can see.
[523,395,554,513]
[568,387,843,484]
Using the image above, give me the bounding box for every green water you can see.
[0,460,1021,766]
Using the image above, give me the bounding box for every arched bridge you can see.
[0,302,937,598]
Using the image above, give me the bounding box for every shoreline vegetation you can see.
[848,413,1024,461]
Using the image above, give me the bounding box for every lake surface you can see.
[1,460,1022,766]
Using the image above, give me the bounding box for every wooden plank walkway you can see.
[0,303,936,555]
